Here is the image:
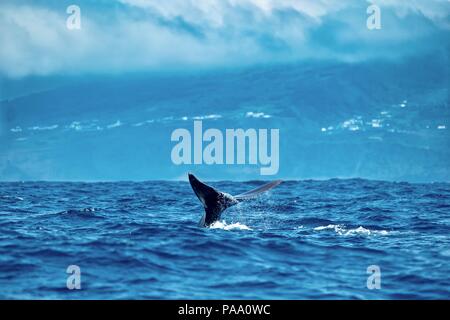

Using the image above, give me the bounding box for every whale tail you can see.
[234,179,282,200]
[188,173,282,227]
[188,173,238,227]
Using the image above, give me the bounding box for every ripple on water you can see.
[0,180,448,299]
[209,221,252,231]
[313,224,390,236]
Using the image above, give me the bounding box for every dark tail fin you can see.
[188,173,220,208]
[234,180,282,200]
[188,173,282,227]
[188,173,237,227]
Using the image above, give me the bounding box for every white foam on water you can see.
[313,224,389,236]
[1,195,24,201]
[209,221,252,231]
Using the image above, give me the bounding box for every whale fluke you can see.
[188,173,282,227]
[234,180,282,200]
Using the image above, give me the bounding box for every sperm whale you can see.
[188,173,282,227]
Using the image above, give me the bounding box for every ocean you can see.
[0,179,449,299]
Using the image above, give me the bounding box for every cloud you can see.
[0,0,448,78]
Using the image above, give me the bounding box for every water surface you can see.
[0,179,449,299]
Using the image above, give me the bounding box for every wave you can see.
[54,207,103,219]
[209,221,252,231]
[313,224,389,236]
[0,195,24,201]
[0,180,448,299]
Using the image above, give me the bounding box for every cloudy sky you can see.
[0,0,449,78]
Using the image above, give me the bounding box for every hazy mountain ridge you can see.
[0,55,448,181]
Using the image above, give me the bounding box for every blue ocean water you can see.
[0,179,449,299]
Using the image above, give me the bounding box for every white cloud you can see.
[10,126,22,133]
[246,111,271,118]
[107,120,123,129]
[28,125,59,131]
[0,0,448,78]
[120,0,347,25]
[192,114,222,120]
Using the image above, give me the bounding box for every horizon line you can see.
[0,178,448,184]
